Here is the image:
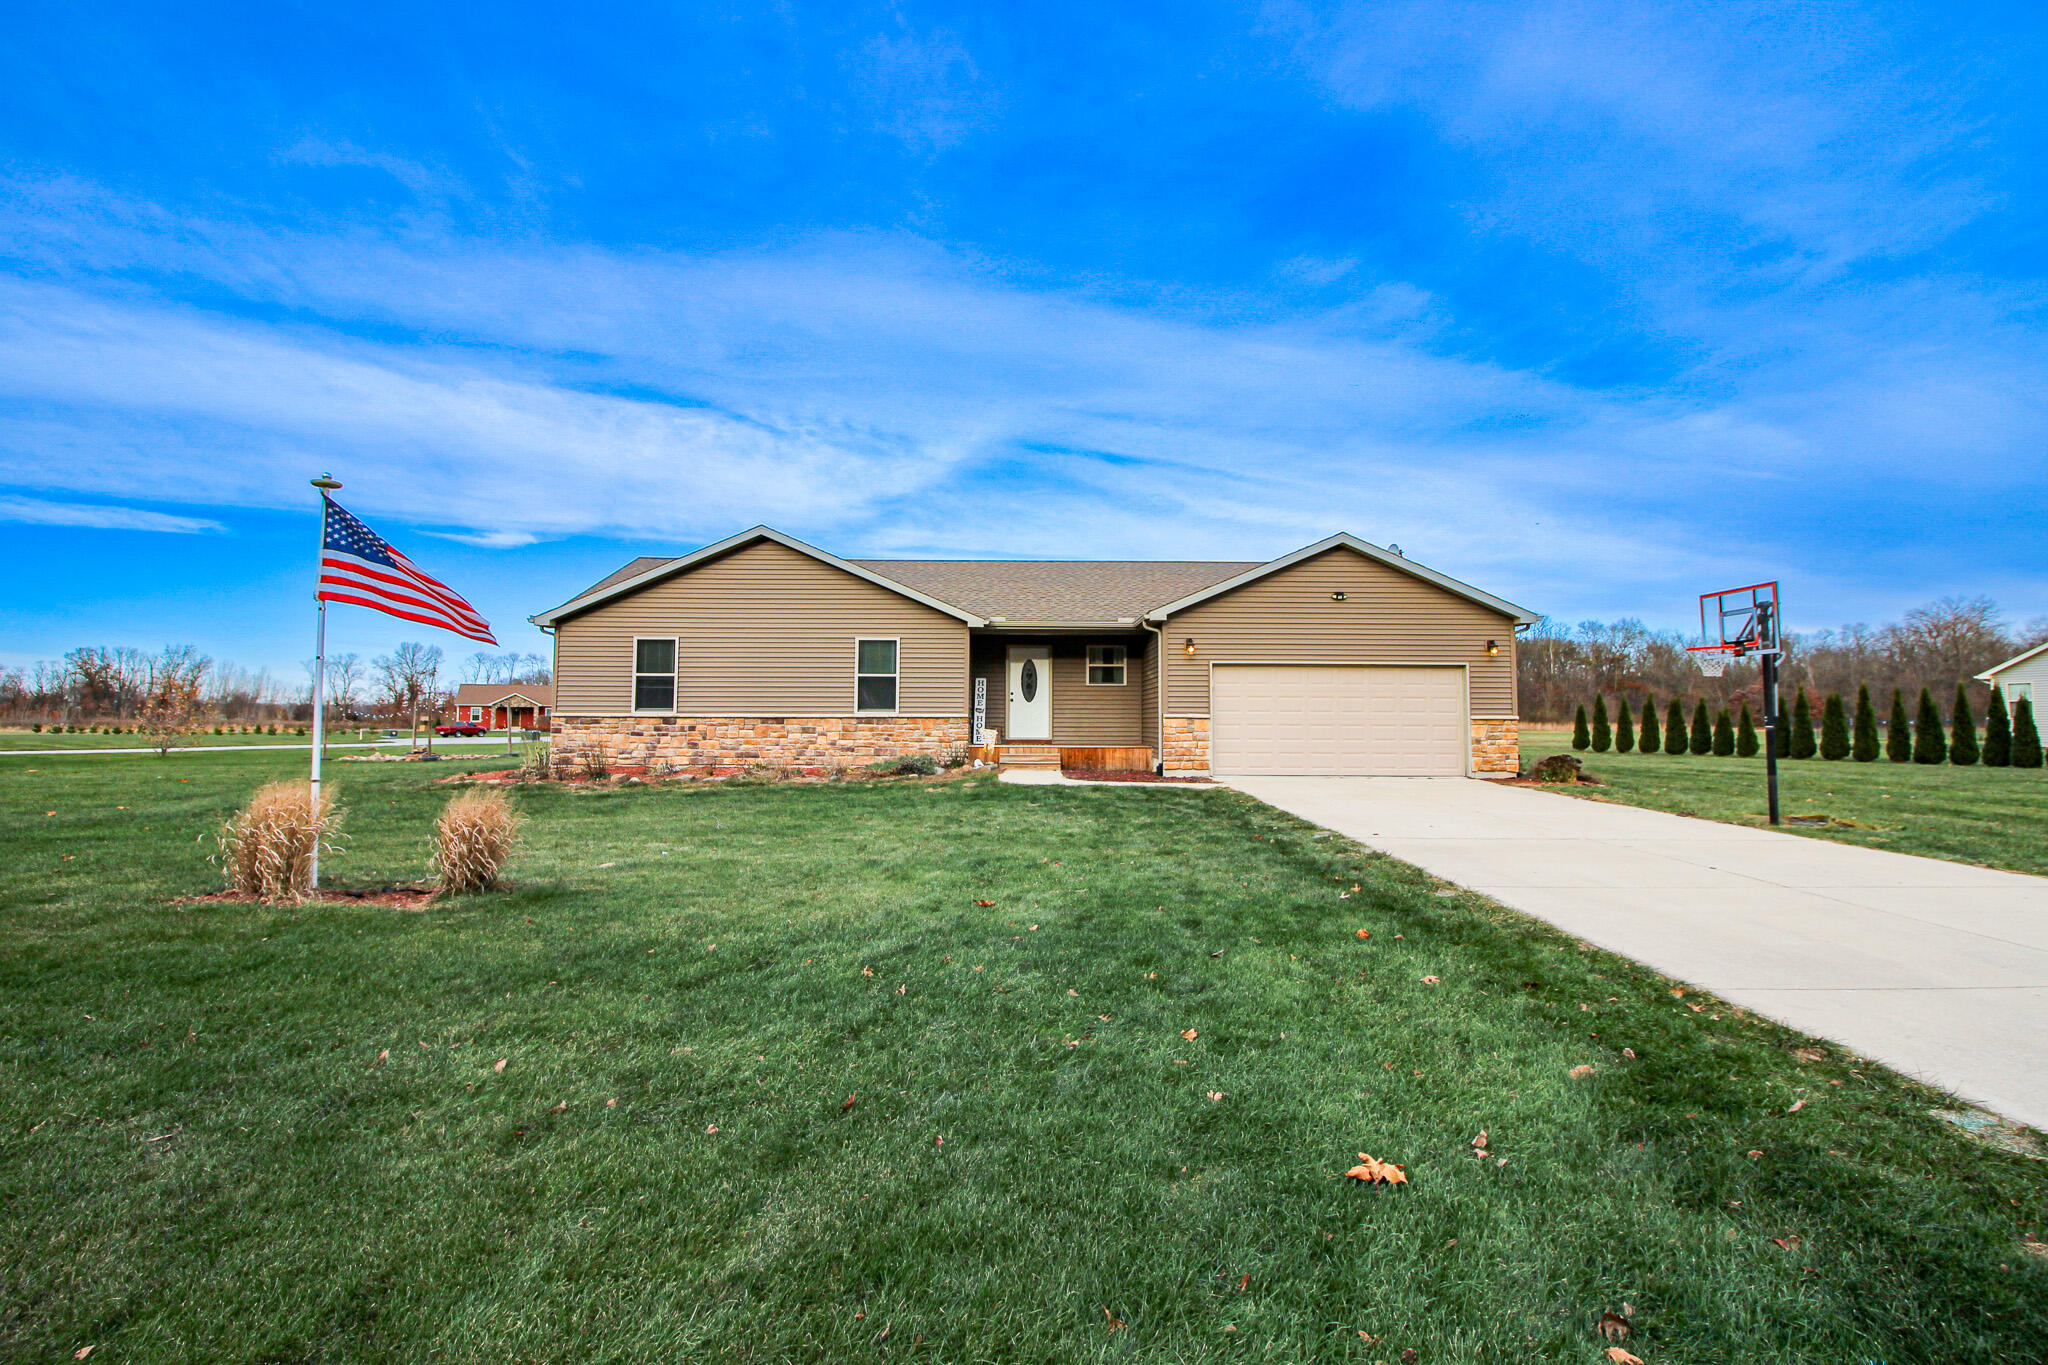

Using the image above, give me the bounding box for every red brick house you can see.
[451,683,553,731]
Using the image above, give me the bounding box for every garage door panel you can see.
[1211,665,1465,776]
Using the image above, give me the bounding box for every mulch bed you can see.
[173,886,439,909]
[1063,769,1213,784]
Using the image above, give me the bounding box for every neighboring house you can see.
[1977,642,2048,716]
[451,683,553,731]
[530,526,1536,776]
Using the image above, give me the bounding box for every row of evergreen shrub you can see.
[1571,684,2042,768]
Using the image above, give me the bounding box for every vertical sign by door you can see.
[972,677,987,745]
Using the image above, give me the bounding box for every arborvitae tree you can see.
[1616,698,1635,753]
[1573,704,1590,751]
[1712,709,1735,756]
[1820,692,1849,760]
[1791,691,1817,759]
[1665,698,1687,755]
[1983,685,2011,767]
[1639,695,1659,754]
[1690,699,1713,755]
[1737,702,1759,757]
[2013,696,2043,769]
[1591,695,1612,752]
[1852,684,1879,762]
[1950,683,1978,766]
[1887,689,1912,763]
[1913,687,1946,765]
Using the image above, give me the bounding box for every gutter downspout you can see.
[1142,618,1167,776]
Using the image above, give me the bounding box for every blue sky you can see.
[3,1,2043,677]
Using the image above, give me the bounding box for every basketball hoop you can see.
[1689,646,1734,677]
[1690,580,1784,826]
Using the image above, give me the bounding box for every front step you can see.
[997,745,1062,769]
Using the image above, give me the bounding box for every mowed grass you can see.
[3,753,2046,1363]
[1520,726,2048,877]
[0,728,531,752]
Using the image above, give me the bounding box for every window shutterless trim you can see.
[631,636,678,714]
[1086,643,1128,685]
[855,636,900,715]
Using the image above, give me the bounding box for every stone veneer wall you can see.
[1159,715,1521,776]
[553,715,970,769]
[1469,718,1519,776]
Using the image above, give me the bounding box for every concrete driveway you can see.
[1223,776,2048,1131]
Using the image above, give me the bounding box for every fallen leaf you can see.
[1622,1048,1637,1060]
[1344,1153,1409,1185]
[841,1094,857,1112]
[1787,1099,1807,1113]
[551,1101,567,1113]
[973,899,996,907]
[1207,1091,1225,1102]
[1237,1272,1250,1291]
[606,1097,617,1108]
[1570,1065,1595,1079]
[1421,975,1440,985]
[370,1048,388,1068]
[493,1058,508,1073]
[860,966,874,977]
[1793,1045,1826,1062]
[1771,1236,1801,1249]
[1209,948,1225,958]
[935,1134,944,1146]
[1103,1307,1125,1330]
[1181,1028,1198,1041]
[1597,1310,1631,1342]
[1028,924,1039,930]
[1604,1350,1644,1364]
[1356,928,1372,939]
[895,984,907,996]
[1747,1148,1764,1158]
[876,1323,891,1342]
[1471,1129,1488,1151]
[1099,1014,1113,1021]
[1401,1350,1418,1363]
[1066,988,1078,995]
[74,1348,95,1361]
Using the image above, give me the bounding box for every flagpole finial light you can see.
[311,474,343,491]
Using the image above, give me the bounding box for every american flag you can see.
[318,496,497,644]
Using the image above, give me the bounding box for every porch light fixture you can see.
[1486,640,1500,655]
[1331,591,1347,601]
[1183,638,1197,656]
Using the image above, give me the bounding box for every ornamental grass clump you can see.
[216,780,341,903]
[433,789,522,895]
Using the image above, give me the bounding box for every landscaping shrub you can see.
[1614,698,1634,753]
[1790,692,1817,759]
[888,754,942,777]
[1736,702,1758,757]
[2013,696,2042,769]
[215,781,340,903]
[518,742,552,780]
[433,789,522,894]
[1887,689,1911,763]
[1950,684,1978,766]
[1572,704,1590,751]
[1913,687,1946,765]
[1590,695,1610,752]
[29,723,40,733]
[1820,692,1849,760]
[1711,709,1734,756]
[1852,684,1879,762]
[1664,698,1687,755]
[1638,695,1659,754]
[1689,699,1712,755]
[1529,753,1583,783]
[1984,685,2012,767]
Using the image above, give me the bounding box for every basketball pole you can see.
[1759,603,1781,826]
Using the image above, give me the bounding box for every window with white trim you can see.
[1086,644,1127,685]
[632,637,677,712]
[856,638,899,713]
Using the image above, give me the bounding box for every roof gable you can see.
[849,559,1258,623]
[454,683,553,707]
[1143,533,1539,625]
[1978,640,2048,679]
[530,527,986,627]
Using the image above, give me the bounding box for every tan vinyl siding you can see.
[554,539,968,715]
[1140,634,1160,751]
[1162,546,1518,717]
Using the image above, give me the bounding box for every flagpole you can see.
[310,473,343,889]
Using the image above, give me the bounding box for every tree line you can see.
[1,644,551,728]
[1520,595,2042,725]
[1568,683,2043,768]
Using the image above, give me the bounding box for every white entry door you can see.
[1006,645,1052,740]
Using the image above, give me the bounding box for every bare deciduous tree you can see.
[374,642,445,751]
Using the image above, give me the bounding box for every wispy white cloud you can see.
[0,492,223,533]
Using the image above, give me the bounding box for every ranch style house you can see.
[530,526,1538,777]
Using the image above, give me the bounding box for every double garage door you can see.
[1210,665,1467,776]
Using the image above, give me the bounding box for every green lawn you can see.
[0,728,535,753]
[3,753,2044,1362]
[1520,726,2048,877]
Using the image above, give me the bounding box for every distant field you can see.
[1520,725,2048,877]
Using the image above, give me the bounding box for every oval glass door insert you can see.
[1020,659,1038,702]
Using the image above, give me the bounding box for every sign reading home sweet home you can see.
[972,677,987,745]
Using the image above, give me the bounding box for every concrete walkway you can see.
[1223,776,2048,1131]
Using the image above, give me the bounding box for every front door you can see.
[1006,645,1052,741]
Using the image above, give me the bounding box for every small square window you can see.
[1087,644,1127,685]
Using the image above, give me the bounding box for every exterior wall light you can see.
[1331,591,1347,601]
[1486,640,1500,655]
[1183,638,1197,655]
